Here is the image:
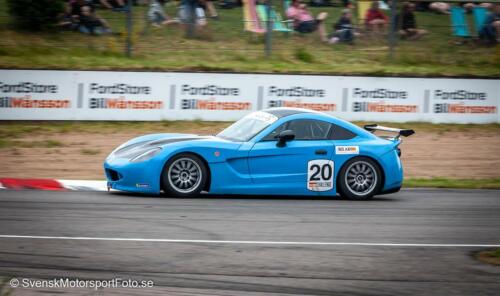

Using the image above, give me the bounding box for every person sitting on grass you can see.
[59,2,79,30]
[429,2,450,14]
[430,2,492,15]
[365,1,388,33]
[286,0,328,42]
[329,9,359,44]
[71,0,112,34]
[397,2,427,40]
[462,2,493,13]
[148,0,180,27]
[178,0,208,28]
[479,3,500,45]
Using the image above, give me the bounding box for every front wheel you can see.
[338,157,382,200]
[161,154,207,197]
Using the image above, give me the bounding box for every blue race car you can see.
[104,108,414,200]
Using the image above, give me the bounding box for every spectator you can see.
[462,2,493,12]
[71,0,96,16]
[397,2,427,40]
[71,0,112,34]
[178,0,207,27]
[430,2,492,15]
[286,0,328,42]
[148,0,179,27]
[329,8,358,44]
[429,2,450,14]
[200,0,219,19]
[59,2,78,30]
[479,3,500,44]
[365,1,388,33]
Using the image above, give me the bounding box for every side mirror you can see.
[276,130,295,147]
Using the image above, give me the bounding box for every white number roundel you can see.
[307,160,334,191]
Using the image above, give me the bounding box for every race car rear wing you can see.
[364,124,415,140]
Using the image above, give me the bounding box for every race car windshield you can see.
[217,111,278,142]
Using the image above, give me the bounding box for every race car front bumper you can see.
[104,157,162,194]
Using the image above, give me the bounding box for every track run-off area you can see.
[0,189,499,295]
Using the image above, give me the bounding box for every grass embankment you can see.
[475,249,500,265]
[0,0,498,76]
[404,178,500,189]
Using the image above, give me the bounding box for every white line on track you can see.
[0,235,498,248]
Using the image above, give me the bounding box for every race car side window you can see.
[262,123,288,141]
[263,119,333,141]
[329,124,357,140]
[287,120,331,140]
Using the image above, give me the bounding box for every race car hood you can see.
[109,133,217,160]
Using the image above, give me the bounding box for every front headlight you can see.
[130,147,162,163]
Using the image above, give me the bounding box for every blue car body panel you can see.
[104,109,405,196]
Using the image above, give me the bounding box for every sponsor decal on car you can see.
[336,146,359,155]
[307,160,334,191]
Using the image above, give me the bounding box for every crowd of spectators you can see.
[285,0,498,45]
[56,0,499,45]
[58,0,223,34]
[59,0,128,34]
[428,1,493,14]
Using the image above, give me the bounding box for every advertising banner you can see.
[171,73,259,121]
[75,71,167,121]
[339,77,424,122]
[0,70,498,123]
[259,75,341,116]
[0,70,78,120]
[424,78,498,123]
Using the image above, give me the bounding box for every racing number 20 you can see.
[309,163,332,181]
[307,160,334,191]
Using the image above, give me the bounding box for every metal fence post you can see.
[126,0,133,57]
[388,0,397,60]
[389,0,398,60]
[186,0,196,38]
[265,0,273,58]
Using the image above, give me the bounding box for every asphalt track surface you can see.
[0,189,499,296]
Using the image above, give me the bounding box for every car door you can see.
[248,119,335,194]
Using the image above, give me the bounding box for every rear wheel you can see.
[161,154,207,197]
[338,157,382,200]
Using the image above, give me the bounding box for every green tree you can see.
[7,0,65,30]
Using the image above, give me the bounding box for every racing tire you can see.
[161,153,208,197]
[338,157,382,200]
